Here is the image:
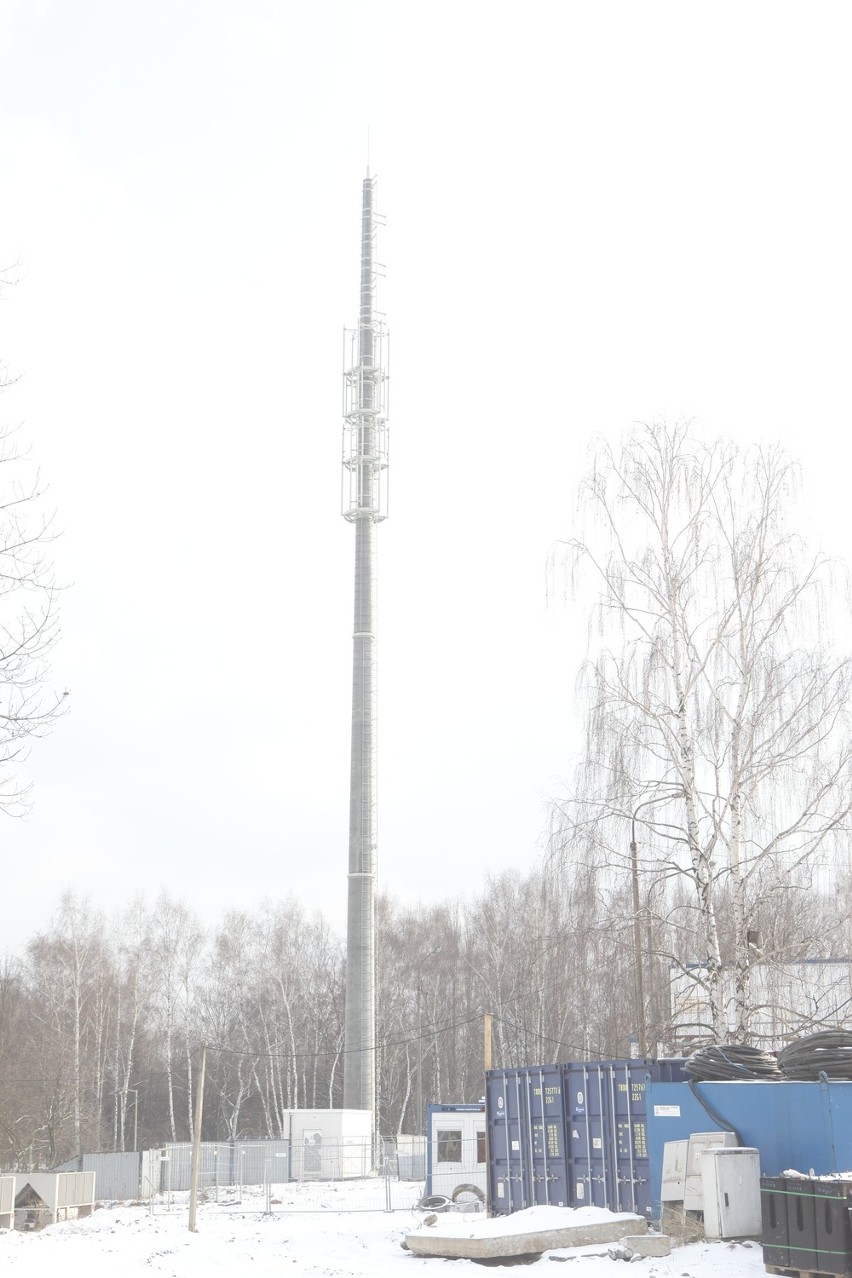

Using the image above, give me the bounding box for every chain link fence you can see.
[144,1138,426,1215]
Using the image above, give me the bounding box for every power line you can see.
[206,1013,483,1064]
[492,1013,593,1059]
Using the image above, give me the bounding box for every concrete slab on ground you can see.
[624,1234,672,1257]
[405,1209,647,1261]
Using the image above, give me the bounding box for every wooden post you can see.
[188,1043,207,1233]
[483,1012,492,1217]
[630,831,647,1057]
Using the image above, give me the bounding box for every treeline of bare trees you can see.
[2,857,850,1171]
[0,874,660,1169]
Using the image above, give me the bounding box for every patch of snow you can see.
[782,1169,852,1181]
[0,1180,770,1277]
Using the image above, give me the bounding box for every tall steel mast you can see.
[342,174,388,1126]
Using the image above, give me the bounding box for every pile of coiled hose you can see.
[777,1030,852,1080]
[684,1043,782,1081]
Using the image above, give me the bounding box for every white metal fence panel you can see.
[0,1174,14,1228]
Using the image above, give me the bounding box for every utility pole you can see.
[629,791,677,1057]
[483,1012,493,1219]
[416,976,423,1135]
[629,827,647,1057]
[188,1044,207,1233]
[129,1088,139,1153]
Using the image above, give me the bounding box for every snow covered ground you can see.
[0,1180,769,1278]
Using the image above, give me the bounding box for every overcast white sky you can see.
[1,1,851,952]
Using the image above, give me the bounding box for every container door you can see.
[525,1066,571,1208]
[487,1072,531,1214]
[613,1062,652,1216]
[567,1064,611,1211]
[566,1061,657,1217]
[487,1076,512,1214]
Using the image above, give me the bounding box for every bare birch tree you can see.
[27,894,107,1157]
[150,895,204,1141]
[552,422,852,1042]
[110,898,154,1150]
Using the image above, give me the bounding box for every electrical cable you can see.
[778,1030,852,1080]
[492,1013,602,1061]
[683,1043,781,1081]
[207,1012,483,1063]
[686,1078,744,1146]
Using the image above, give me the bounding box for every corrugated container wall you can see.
[487,1059,686,1219]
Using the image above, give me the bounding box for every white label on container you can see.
[511,1140,519,1150]
[577,1092,584,1106]
[497,1182,505,1198]
[572,1129,579,1140]
[592,1137,602,1149]
[576,1183,585,1199]
[653,1105,681,1117]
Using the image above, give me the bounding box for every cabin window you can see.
[437,1129,462,1163]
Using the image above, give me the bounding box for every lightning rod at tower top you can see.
[341,172,388,1137]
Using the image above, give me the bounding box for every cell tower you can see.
[341,173,388,1124]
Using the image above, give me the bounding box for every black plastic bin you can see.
[813,1181,852,1275]
[761,1176,852,1276]
[760,1177,790,1268]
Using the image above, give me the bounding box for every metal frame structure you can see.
[342,174,388,1133]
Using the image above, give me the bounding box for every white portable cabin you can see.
[288,1109,372,1180]
[426,1103,487,1201]
[0,1174,14,1229]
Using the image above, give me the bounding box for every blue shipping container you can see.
[487,1059,686,1218]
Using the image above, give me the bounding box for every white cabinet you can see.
[701,1147,761,1238]
[683,1130,737,1209]
[661,1140,689,1203]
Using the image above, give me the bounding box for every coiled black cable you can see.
[778,1030,852,1080]
[683,1043,782,1081]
